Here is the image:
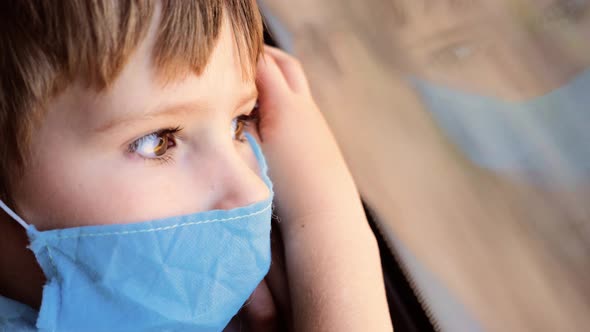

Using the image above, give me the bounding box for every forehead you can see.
[77,15,253,128]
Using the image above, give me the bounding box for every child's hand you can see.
[256,46,366,226]
[254,46,392,331]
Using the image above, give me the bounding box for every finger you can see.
[255,53,292,142]
[242,280,279,332]
[263,46,311,95]
[256,52,290,105]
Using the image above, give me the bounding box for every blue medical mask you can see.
[411,69,590,183]
[0,134,273,332]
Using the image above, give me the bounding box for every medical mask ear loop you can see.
[0,199,30,230]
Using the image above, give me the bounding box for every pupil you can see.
[235,121,243,136]
[153,136,167,156]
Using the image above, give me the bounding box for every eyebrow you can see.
[95,89,258,133]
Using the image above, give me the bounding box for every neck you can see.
[0,215,44,310]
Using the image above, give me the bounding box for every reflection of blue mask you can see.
[411,69,590,183]
[0,134,273,332]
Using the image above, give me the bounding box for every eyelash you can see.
[128,108,259,165]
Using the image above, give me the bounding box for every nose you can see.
[210,145,271,211]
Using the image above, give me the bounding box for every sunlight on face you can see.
[12,15,269,230]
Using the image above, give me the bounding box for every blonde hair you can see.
[0,0,263,203]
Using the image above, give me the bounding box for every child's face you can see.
[11,18,270,231]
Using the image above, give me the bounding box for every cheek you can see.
[14,135,265,231]
[242,131,264,174]
[13,151,211,230]
[244,149,260,175]
[14,159,140,230]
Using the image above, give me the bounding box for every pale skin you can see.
[0,15,392,332]
[256,47,392,331]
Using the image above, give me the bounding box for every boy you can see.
[0,1,392,331]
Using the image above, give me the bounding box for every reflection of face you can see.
[12,17,269,231]
[393,0,590,100]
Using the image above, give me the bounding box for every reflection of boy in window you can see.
[351,0,590,99]
[337,1,590,331]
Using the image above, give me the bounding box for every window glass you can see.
[262,1,590,330]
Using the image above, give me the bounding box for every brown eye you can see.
[151,136,168,156]
[130,131,175,158]
[231,117,247,141]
